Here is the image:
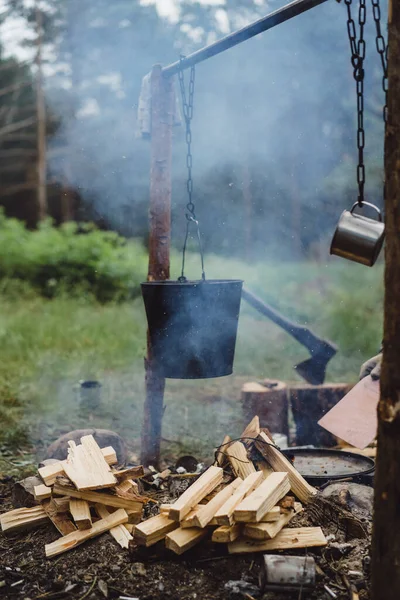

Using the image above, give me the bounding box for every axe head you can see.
[294,343,338,385]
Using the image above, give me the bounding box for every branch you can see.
[0,117,37,138]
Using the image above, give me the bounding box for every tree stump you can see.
[290,383,352,447]
[241,379,288,437]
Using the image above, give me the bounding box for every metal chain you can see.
[370,0,388,122]
[344,0,366,206]
[178,57,206,282]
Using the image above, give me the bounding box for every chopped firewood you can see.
[53,483,143,514]
[212,523,241,543]
[52,496,70,510]
[165,526,208,555]
[228,526,327,554]
[215,471,264,526]
[240,416,261,444]
[168,466,223,522]
[42,499,77,535]
[134,513,179,547]
[255,460,274,479]
[45,509,128,557]
[244,501,303,540]
[255,432,318,503]
[234,472,290,523]
[33,484,52,501]
[63,435,117,490]
[215,435,231,467]
[159,503,171,514]
[115,479,140,498]
[259,506,281,522]
[192,478,243,528]
[225,442,256,479]
[181,506,203,528]
[124,523,135,534]
[95,504,132,549]
[112,465,144,481]
[69,499,92,530]
[38,446,117,486]
[126,509,143,524]
[0,506,49,534]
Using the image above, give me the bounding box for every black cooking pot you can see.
[141,279,243,379]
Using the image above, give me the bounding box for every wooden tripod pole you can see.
[371,1,400,598]
[35,1,47,221]
[140,65,175,467]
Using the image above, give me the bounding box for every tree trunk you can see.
[35,3,47,221]
[371,2,400,598]
[140,66,174,467]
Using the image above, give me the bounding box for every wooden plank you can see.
[134,513,179,547]
[42,499,77,536]
[215,471,264,526]
[38,446,117,486]
[212,523,241,543]
[45,509,128,557]
[168,466,223,522]
[69,499,92,530]
[0,506,48,534]
[244,502,303,540]
[53,483,143,513]
[228,527,327,554]
[63,435,117,490]
[226,442,256,479]
[95,504,132,549]
[193,478,243,528]
[215,435,231,467]
[165,527,208,555]
[33,484,52,501]
[112,465,144,481]
[234,472,290,522]
[255,432,318,503]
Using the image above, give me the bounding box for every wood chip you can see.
[228,526,327,554]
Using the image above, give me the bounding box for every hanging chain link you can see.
[370,0,388,122]
[178,57,206,282]
[344,0,367,207]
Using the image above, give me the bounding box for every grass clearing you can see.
[0,254,383,466]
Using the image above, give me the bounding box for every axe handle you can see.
[242,287,327,355]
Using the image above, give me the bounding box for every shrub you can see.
[0,213,147,302]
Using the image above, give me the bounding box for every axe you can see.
[242,288,337,385]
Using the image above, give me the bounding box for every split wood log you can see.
[115,479,140,498]
[290,383,351,446]
[192,478,243,528]
[212,523,241,543]
[234,472,290,523]
[168,466,223,522]
[228,527,327,554]
[241,416,261,446]
[126,509,143,524]
[39,446,117,486]
[226,442,256,479]
[42,499,77,535]
[53,483,143,514]
[215,471,264,526]
[244,501,303,540]
[258,506,281,522]
[112,466,144,481]
[45,509,128,558]
[242,380,289,436]
[52,496,70,510]
[124,523,135,534]
[181,506,203,528]
[69,499,92,530]
[63,435,117,490]
[255,460,274,479]
[215,435,231,467]
[0,505,49,534]
[165,526,208,555]
[134,513,179,547]
[95,504,132,549]
[33,484,51,501]
[255,432,317,503]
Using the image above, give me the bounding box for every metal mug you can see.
[330,201,385,267]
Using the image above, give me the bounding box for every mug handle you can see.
[350,202,382,222]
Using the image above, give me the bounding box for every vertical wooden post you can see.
[35,1,47,221]
[140,65,174,467]
[371,2,400,598]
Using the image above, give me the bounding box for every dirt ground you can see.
[0,477,371,600]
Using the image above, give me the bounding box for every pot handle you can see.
[178,215,206,282]
[350,202,383,222]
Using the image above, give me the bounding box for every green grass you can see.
[0,254,383,469]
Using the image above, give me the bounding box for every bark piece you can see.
[228,527,327,554]
[255,432,317,503]
[69,499,92,530]
[215,472,264,526]
[95,504,132,549]
[134,513,179,547]
[165,526,208,555]
[45,509,128,557]
[0,506,48,534]
[244,502,303,540]
[226,442,256,479]
[212,523,241,543]
[234,472,290,522]
[63,435,116,490]
[168,466,223,522]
